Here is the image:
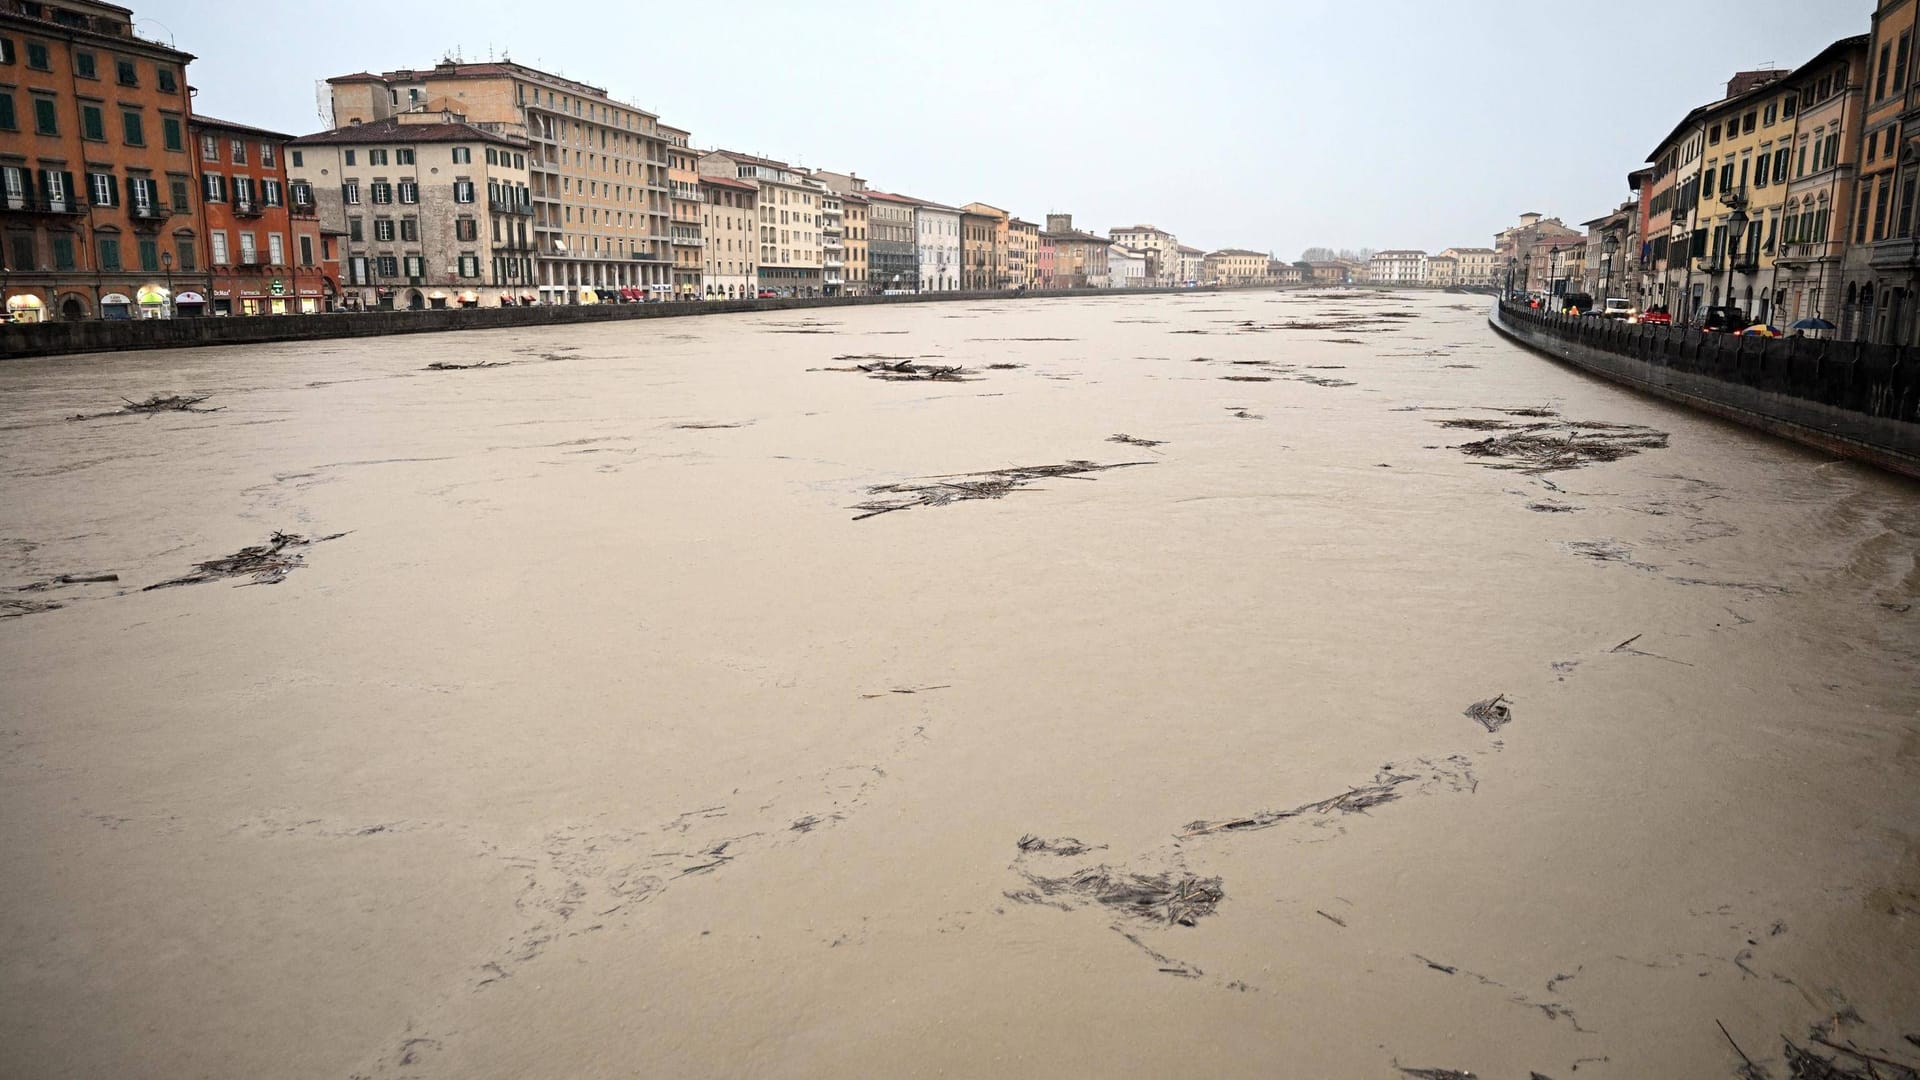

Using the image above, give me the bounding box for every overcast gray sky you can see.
[154,0,1870,257]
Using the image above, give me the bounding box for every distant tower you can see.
[1046,213,1074,233]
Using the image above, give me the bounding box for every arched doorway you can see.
[404,289,425,310]
[58,293,89,321]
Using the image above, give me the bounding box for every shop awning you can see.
[101,292,132,306]
[175,292,206,304]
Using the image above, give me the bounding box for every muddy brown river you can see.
[3,290,1918,1079]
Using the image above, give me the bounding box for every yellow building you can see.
[1691,70,1797,320]
[662,124,702,299]
[1204,249,1270,286]
[960,202,1009,289]
[1008,218,1039,289]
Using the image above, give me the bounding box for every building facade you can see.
[1438,247,1498,287]
[194,115,335,314]
[820,184,844,296]
[1109,224,1178,285]
[698,149,823,296]
[698,173,756,299]
[2,0,203,320]
[288,112,531,310]
[1771,37,1869,332]
[960,202,1008,290]
[1108,244,1148,288]
[1008,217,1038,290]
[841,191,869,296]
[1367,249,1429,286]
[1036,231,1057,288]
[1043,214,1109,288]
[1204,249,1270,285]
[1175,244,1207,285]
[911,198,960,292]
[1859,0,1919,342]
[663,124,702,299]
[867,191,917,292]
[327,61,674,304]
[1426,254,1458,288]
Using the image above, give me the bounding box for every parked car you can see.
[1696,306,1749,333]
[1636,307,1672,326]
[1602,298,1636,319]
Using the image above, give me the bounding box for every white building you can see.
[1368,249,1429,286]
[1110,224,1178,286]
[1174,244,1207,286]
[911,199,961,292]
[1108,244,1149,288]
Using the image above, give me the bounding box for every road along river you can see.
[2,289,1917,1078]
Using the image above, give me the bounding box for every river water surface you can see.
[3,290,1918,1078]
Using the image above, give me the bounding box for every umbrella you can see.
[1789,317,1836,330]
[1741,324,1780,337]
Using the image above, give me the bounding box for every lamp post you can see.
[1726,206,1749,320]
[161,250,173,318]
[1601,232,1618,303]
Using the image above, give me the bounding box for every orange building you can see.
[1,0,205,320]
[190,115,337,314]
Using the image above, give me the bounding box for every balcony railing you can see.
[233,200,264,218]
[629,250,669,261]
[1776,240,1845,263]
[671,235,704,246]
[129,203,170,221]
[823,258,844,268]
[4,194,86,215]
[490,198,534,215]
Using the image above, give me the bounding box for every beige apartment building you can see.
[699,173,756,299]
[1042,213,1110,288]
[1438,246,1499,287]
[288,111,532,309]
[699,149,823,296]
[1008,218,1040,289]
[662,124,702,299]
[820,186,845,296]
[327,60,673,304]
[1204,248,1270,286]
[1110,224,1178,285]
[1175,245,1207,285]
[960,202,1009,289]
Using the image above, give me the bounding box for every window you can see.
[170,177,189,211]
[451,147,471,164]
[162,116,182,151]
[453,180,475,203]
[138,236,158,271]
[374,218,395,242]
[27,41,50,70]
[200,133,217,161]
[377,254,399,278]
[459,254,479,277]
[397,179,417,204]
[0,92,11,131]
[115,58,136,86]
[210,231,229,264]
[1877,43,1891,100]
[1899,33,1912,92]
[1703,166,1717,198]
[33,95,56,135]
[1782,94,1796,119]
[395,148,413,165]
[370,181,392,204]
[291,149,303,168]
[88,171,115,207]
[52,235,75,271]
[122,109,143,146]
[1777,148,1791,183]
[368,149,387,166]
[0,36,13,65]
[269,232,284,265]
[96,234,120,270]
[74,50,95,78]
[261,143,275,167]
[290,181,312,206]
[8,233,33,271]
[456,217,477,241]
[300,235,314,265]
[1763,102,1776,126]
[348,216,363,241]
[1875,175,1893,239]
[238,232,256,264]
[1720,162,1735,192]
[262,179,281,206]
[129,177,155,215]
[157,67,176,93]
[202,173,225,202]
[400,217,417,242]
[81,103,103,140]
[404,255,424,280]
[342,180,360,205]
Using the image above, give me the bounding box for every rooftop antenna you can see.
[134,17,175,47]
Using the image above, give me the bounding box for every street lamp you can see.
[1726,206,1749,318]
[1601,233,1618,302]
[161,250,173,318]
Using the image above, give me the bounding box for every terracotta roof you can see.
[1176,244,1206,254]
[1208,248,1267,257]
[698,175,757,192]
[289,116,524,149]
[191,114,294,141]
[867,191,920,205]
[327,72,386,84]
[708,148,792,170]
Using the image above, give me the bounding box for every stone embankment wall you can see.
[1490,301,1920,480]
[1,286,1213,360]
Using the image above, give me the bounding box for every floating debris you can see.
[850,460,1152,521]
[1398,1068,1477,1080]
[1455,421,1668,472]
[1010,866,1224,926]
[825,358,975,382]
[423,361,509,370]
[144,531,345,590]
[1222,375,1274,382]
[1464,694,1512,733]
[674,421,749,429]
[985,362,1027,370]
[1107,433,1166,448]
[1016,835,1105,857]
[1438,418,1519,431]
[1527,501,1580,513]
[69,393,222,421]
[1,598,62,618]
[1181,768,1416,836]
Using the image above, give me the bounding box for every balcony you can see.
[628,250,670,261]
[671,235,704,246]
[1731,256,1761,272]
[490,198,534,216]
[1774,241,1844,266]
[291,200,317,217]
[233,200,264,218]
[823,258,844,268]
[3,194,86,215]
[1697,259,1723,273]
[129,203,170,222]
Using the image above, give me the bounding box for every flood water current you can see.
[2,290,1917,1078]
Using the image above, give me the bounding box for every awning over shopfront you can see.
[175,292,206,305]
[101,293,134,319]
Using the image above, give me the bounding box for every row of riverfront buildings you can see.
[3,0,1307,318]
[1507,0,1920,343]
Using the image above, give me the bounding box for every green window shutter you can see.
[34,96,56,134]
[110,174,121,207]
[81,105,102,140]
[0,93,14,131]
[60,170,74,205]
[163,117,182,151]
